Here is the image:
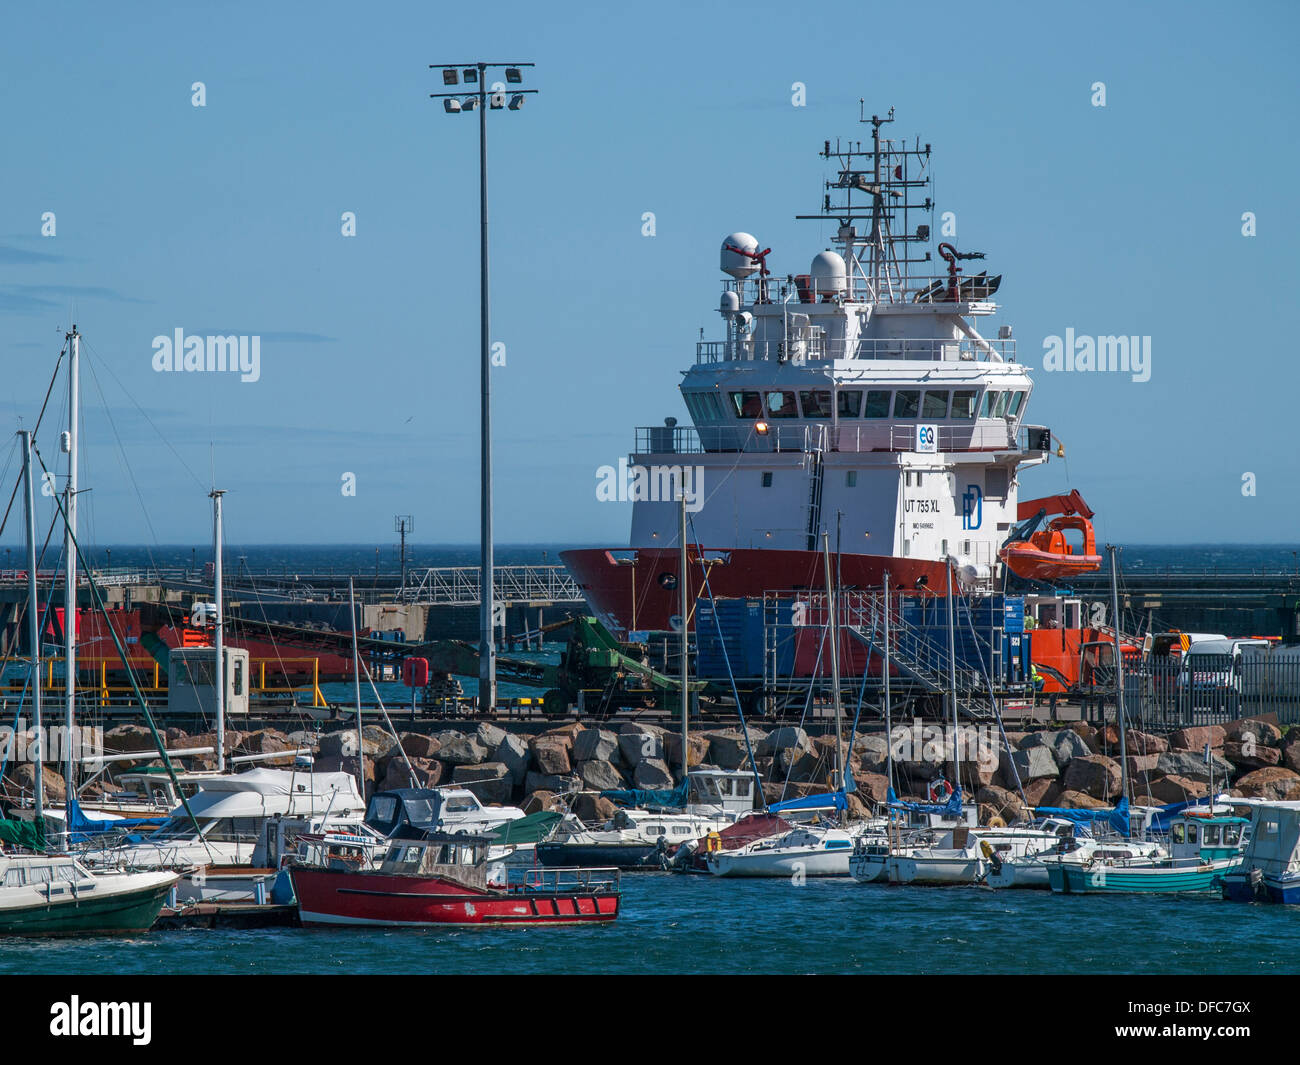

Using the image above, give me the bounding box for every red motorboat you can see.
[289,830,621,927]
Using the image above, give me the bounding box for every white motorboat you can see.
[852,818,1079,886]
[706,823,870,878]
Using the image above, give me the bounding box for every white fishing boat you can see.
[854,820,1074,886]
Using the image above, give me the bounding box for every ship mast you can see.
[62,325,79,811]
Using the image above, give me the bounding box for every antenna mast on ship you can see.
[795,104,935,304]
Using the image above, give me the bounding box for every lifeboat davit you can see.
[1000,514,1102,582]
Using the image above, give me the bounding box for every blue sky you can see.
[1,0,1296,549]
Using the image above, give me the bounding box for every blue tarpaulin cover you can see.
[600,782,689,809]
[887,785,965,819]
[63,796,166,844]
[769,791,849,814]
[1034,797,1131,837]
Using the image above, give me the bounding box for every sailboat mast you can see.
[945,559,959,787]
[210,489,226,773]
[882,570,892,792]
[678,496,689,785]
[349,577,366,796]
[62,325,79,801]
[1108,545,1130,807]
[19,431,43,821]
[822,532,843,790]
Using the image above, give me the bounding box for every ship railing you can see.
[505,866,621,895]
[695,336,1015,365]
[634,421,1020,455]
[723,274,1003,311]
[398,565,584,605]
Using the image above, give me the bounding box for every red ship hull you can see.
[561,547,951,634]
[289,867,621,927]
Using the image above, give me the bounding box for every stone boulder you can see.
[759,726,810,758]
[663,733,710,771]
[362,725,399,760]
[235,728,294,763]
[381,755,442,790]
[437,732,489,766]
[1124,729,1169,755]
[8,763,66,802]
[633,758,674,790]
[576,759,626,792]
[521,790,558,814]
[1234,766,1300,801]
[1168,724,1227,752]
[1224,740,1281,772]
[400,732,442,760]
[475,722,508,752]
[1156,750,1235,783]
[529,735,572,775]
[493,733,530,786]
[1003,744,1059,784]
[976,784,1029,823]
[571,793,616,825]
[452,762,513,805]
[853,772,891,806]
[1145,773,1210,803]
[617,723,665,766]
[853,734,890,773]
[1061,754,1122,800]
[1283,732,1300,775]
[1053,789,1109,810]
[525,771,579,795]
[1022,729,1089,766]
[103,723,160,754]
[314,755,373,795]
[1124,754,1161,782]
[1021,778,1062,808]
[704,730,753,771]
[573,728,621,765]
[1226,719,1283,747]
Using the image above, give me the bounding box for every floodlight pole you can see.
[476,63,496,714]
[431,61,536,713]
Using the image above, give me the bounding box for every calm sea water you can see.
[1,876,1296,975]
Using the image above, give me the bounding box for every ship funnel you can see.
[810,250,847,297]
[721,232,759,279]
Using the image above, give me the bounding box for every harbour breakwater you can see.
[3,716,1298,825]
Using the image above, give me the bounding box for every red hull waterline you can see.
[290,868,621,927]
[561,547,952,635]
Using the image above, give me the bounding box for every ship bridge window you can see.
[951,390,976,420]
[921,390,949,419]
[863,390,891,418]
[1007,390,1026,417]
[766,391,798,418]
[894,390,920,418]
[980,390,1000,418]
[730,391,763,418]
[799,390,832,418]
[837,390,862,418]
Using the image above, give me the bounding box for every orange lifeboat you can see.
[999,490,1103,583]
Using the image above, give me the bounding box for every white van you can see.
[1176,637,1272,710]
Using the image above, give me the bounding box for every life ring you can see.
[928,778,954,803]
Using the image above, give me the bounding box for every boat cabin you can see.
[1168,813,1249,862]
[688,770,757,816]
[364,787,523,837]
[378,828,494,889]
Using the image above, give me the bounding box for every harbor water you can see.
[3,876,1298,975]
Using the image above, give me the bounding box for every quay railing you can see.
[695,335,1016,365]
[504,866,621,895]
[398,565,583,605]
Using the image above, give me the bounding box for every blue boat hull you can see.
[1222,870,1300,904]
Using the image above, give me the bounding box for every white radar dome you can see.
[810,250,847,296]
[721,232,759,279]
[719,291,741,315]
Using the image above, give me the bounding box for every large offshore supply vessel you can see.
[563,108,1092,637]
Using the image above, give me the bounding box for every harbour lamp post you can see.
[430,61,537,712]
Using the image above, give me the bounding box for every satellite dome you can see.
[721,233,759,279]
[810,250,847,296]
[719,291,741,315]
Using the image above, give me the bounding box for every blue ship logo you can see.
[962,484,983,530]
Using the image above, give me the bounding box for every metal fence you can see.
[1124,651,1300,729]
